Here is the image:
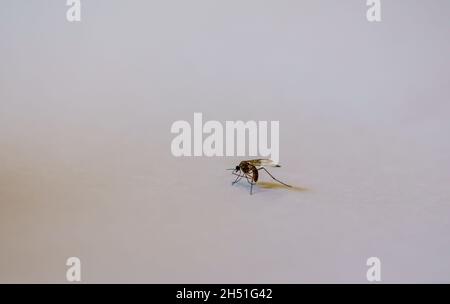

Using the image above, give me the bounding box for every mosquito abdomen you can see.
[252,167,259,182]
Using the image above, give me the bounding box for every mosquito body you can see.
[228,159,292,195]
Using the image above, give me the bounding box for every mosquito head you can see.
[235,165,240,172]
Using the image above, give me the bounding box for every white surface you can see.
[1,0,450,283]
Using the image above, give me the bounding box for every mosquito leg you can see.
[244,176,255,195]
[232,172,244,185]
[232,173,242,185]
[258,167,292,187]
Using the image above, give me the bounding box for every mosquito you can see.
[227,159,292,195]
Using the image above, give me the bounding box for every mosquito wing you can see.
[245,159,281,167]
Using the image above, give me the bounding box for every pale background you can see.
[1,0,449,283]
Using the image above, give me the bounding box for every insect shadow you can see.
[257,182,308,192]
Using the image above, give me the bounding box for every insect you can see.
[228,159,292,195]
